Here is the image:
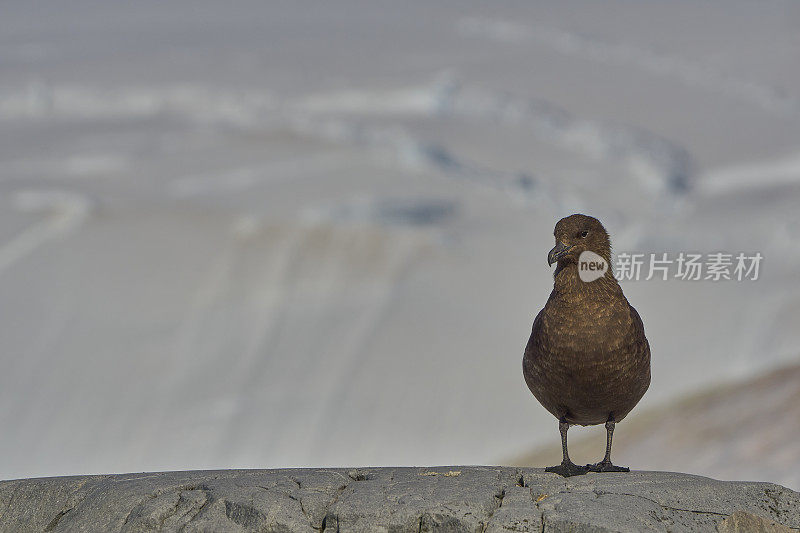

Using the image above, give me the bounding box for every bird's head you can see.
[548,214,612,268]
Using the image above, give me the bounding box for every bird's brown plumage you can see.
[523,214,650,426]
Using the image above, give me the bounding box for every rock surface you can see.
[0,467,798,532]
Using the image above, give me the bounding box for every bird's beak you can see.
[548,241,573,266]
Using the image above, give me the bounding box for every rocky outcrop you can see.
[0,467,798,532]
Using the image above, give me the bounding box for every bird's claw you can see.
[586,460,630,473]
[545,460,589,477]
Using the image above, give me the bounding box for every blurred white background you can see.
[1,1,799,488]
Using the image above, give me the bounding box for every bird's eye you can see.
[580,230,589,238]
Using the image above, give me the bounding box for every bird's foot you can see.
[586,460,630,473]
[545,460,589,477]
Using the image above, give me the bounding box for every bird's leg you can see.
[545,418,588,477]
[586,419,630,473]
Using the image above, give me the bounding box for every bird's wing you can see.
[524,307,546,363]
[628,303,648,342]
[627,302,652,372]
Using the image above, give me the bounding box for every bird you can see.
[523,214,651,477]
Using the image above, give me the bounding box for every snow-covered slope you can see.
[1,1,798,481]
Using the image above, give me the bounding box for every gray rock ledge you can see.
[1,467,798,532]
